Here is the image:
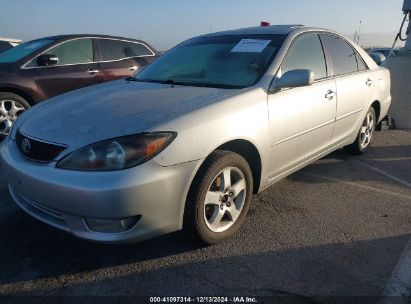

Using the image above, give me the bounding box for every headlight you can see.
[57,132,176,171]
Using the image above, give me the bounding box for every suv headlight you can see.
[57,132,176,171]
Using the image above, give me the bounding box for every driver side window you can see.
[281,34,327,80]
[30,38,93,67]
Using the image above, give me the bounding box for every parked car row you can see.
[0,34,159,136]
[0,25,391,244]
[0,37,22,53]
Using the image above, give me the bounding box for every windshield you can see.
[0,39,55,63]
[136,34,286,89]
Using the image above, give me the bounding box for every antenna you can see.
[357,21,362,44]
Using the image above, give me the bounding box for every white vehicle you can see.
[0,37,22,53]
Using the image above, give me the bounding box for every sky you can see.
[0,0,406,50]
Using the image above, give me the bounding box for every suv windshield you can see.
[136,34,286,89]
[0,39,55,63]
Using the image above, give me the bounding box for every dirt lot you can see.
[0,130,410,303]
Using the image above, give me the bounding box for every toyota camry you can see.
[0,25,391,244]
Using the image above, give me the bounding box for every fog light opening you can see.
[85,216,141,233]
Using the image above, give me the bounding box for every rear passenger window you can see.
[281,33,327,80]
[98,39,127,61]
[125,42,153,57]
[321,34,359,76]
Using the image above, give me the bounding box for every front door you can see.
[267,33,337,180]
[33,38,100,99]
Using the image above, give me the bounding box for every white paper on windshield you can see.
[231,39,271,53]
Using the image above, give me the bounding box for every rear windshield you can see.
[136,34,286,89]
[0,39,55,63]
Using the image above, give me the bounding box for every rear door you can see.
[124,40,157,68]
[95,39,156,82]
[32,38,100,99]
[320,34,375,143]
[95,39,134,82]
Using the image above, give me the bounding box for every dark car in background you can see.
[367,47,400,58]
[0,34,159,137]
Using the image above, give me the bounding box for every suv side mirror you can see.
[37,54,59,66]
[271,69,314,91]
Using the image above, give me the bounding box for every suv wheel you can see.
[0,92,30,137]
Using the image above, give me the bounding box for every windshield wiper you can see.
[130,78,176,85]
[132,78,243,89]
[125,76,138,82]
[160,79,176,84]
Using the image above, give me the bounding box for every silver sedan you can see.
[0,25,391,244]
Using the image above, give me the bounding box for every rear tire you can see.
[184,150,253,245]
[0,92,30,137]
[345,107,376,155]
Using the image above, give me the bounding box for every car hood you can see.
[17,80,239,149]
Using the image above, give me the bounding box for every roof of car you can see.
[28,34,158,53]
[34,34,148,43]
[201,25,306,37]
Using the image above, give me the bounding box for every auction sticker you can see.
[231,39,271,53]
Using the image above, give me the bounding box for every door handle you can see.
[366,79,374,86]
[128,66,138,71]
[87,69,100,74]
[325,90,336,100]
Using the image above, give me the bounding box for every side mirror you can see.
[37,54,59,66]
[271,69,314,91]
[368,52,386,66]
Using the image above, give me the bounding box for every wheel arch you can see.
[370,100,381,122]
[214,139,262,194]
[0,86,36,106]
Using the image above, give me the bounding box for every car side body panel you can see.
[34,62,102,100]
[152,87,272,187]
[266,79,337,180]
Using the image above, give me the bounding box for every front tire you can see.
[345,107,376,154]
[184,151,253,245]
[0,92,30,138]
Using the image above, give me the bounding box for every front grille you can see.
[16,131,66,162]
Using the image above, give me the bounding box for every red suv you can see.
[0,34,159,137]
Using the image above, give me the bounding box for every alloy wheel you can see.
[359,112,375,149]
[0,99,26,136]
[203,167,247,233]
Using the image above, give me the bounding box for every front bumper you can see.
[0,138,198,243]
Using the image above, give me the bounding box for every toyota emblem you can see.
[22,138,31,154]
